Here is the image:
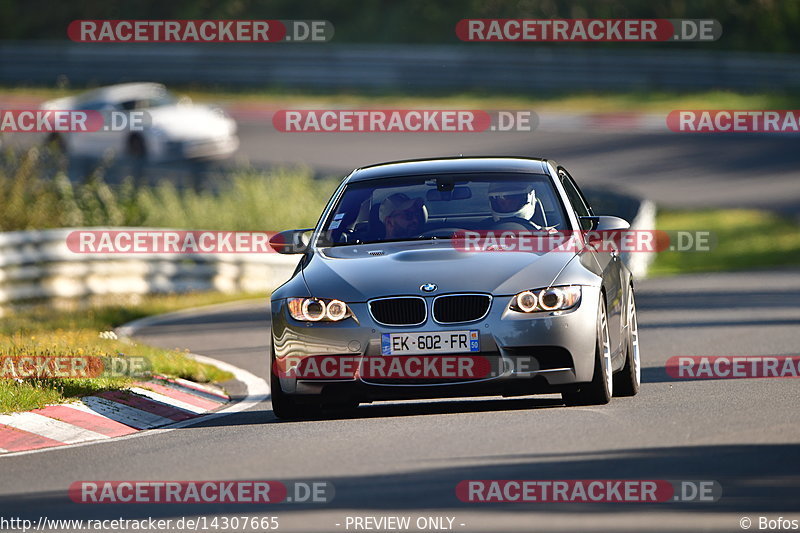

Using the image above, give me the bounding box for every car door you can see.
[68,101,120,157]
[558,168,624,365]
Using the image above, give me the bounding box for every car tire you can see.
[613,285,641,397]
[44,133,66,154]
[269,346,322,420]
[562,295,613,406]
[127,134,147,160]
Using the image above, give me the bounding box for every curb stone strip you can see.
[133,380,223,410]
[33,404,138,437]
[0,412,109,444]
[0,377,229,454]
[151,378,230,404]
[155,375,231,401]
[78,396,179,429]
[0,425,66,452]
[128,386,209,415]
[96,390,199,421]
[0,348,265,458]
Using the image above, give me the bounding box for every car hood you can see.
[147,105,236,140]
[300,241,577,302]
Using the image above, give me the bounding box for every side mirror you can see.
[579,215,630,232]
[579,216,631,247]
[269,229,313,254]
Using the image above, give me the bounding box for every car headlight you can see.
[288,298,354,322]
[510,286,581,313]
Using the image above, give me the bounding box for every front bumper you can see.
[160,135,239,161]
[271,288,600,402]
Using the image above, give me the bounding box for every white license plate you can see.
[381,330,480,355]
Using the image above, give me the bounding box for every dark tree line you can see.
[1,0,798,53]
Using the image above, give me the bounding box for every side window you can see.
[558,170,593,230]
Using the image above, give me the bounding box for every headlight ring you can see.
[289,297,353,322]
[510,286,581,313]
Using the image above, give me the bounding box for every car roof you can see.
[347,157,553,182]
[78,82,167,102]
[70,83,168,106]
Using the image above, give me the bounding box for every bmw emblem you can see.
[420,283,437,293]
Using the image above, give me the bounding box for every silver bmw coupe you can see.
[269,157,641,419]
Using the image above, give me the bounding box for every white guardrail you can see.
[0,227,299,312]
[622,198,657,281]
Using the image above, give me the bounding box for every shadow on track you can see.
[3,443,798,520]
[185,396,566,430]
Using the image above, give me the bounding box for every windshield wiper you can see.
[327,234,457,247]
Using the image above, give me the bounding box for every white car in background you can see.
[41,82,238,162]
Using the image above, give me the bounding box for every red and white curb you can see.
[537,112,667,132]
[224,105,669,133]
[0,375,230,454]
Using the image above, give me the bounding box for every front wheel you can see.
[44,133,66,154]
[127,134,147,160]
[562,295,613,406]
[269,347,322,420]
[613,285,641,396]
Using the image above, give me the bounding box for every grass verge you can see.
[0,292,262,413]
[204,88,800,114]
[0,148,338,231]
[650,209,800,276]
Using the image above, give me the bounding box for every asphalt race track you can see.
[0,270,798,532]
[235,122,800,214]
[12,112,799,214]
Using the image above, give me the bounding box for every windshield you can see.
[118,92,178,110]
[317,173,570,246]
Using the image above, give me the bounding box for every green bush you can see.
[0,148,338,231]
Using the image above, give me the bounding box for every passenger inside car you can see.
[378,193,428,239]
[323,174,567,246]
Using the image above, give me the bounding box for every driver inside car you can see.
[379,193,428,239]
[487,182,543,229]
